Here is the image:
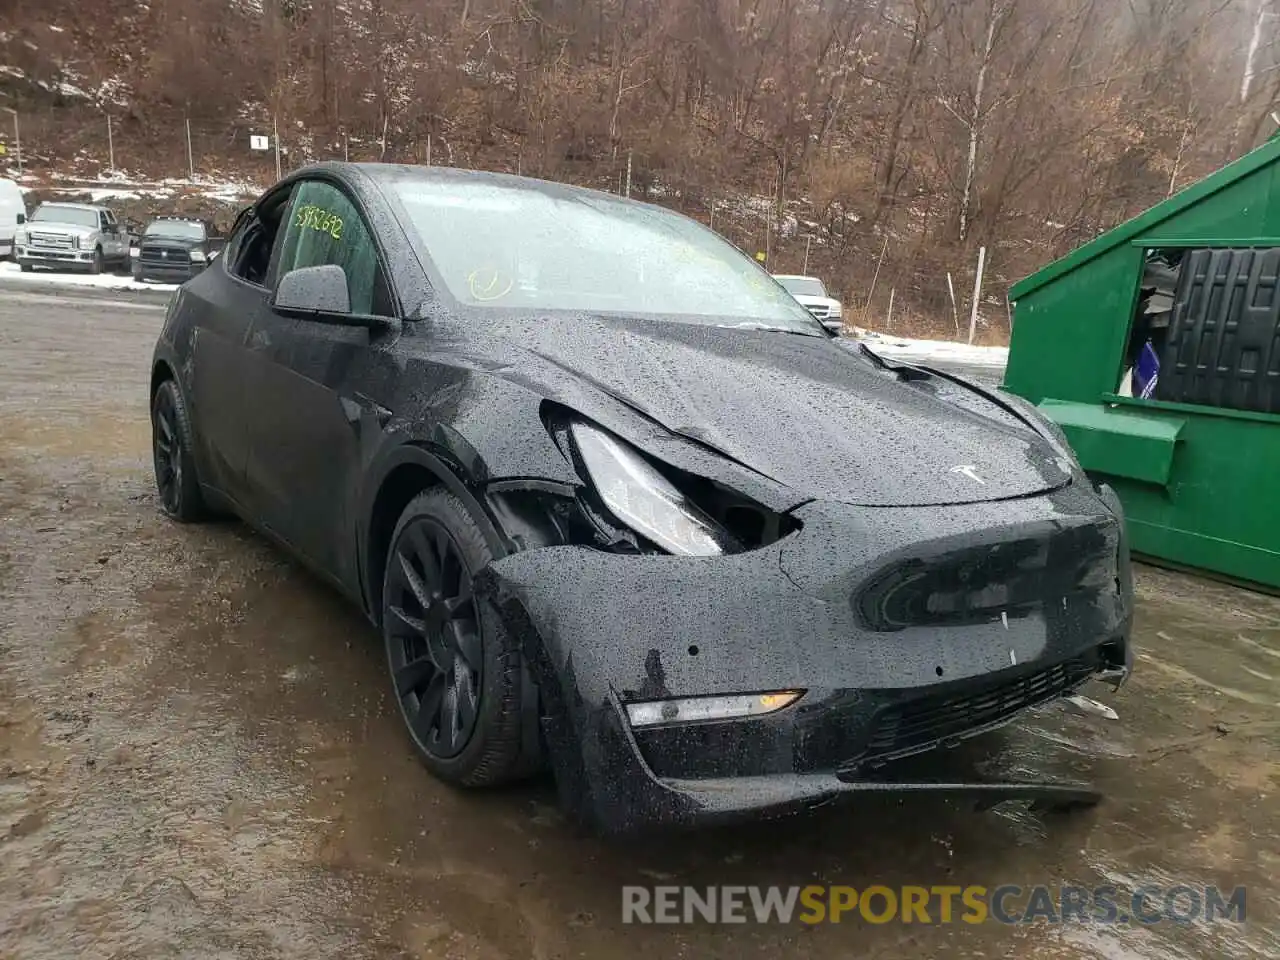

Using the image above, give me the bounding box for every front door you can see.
[242,178,400,591]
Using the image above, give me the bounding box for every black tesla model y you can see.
[149,163,1133,833]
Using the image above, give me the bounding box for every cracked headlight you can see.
[570,421,741,556]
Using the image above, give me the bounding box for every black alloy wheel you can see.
[386,514,484,759]
[151,379,206,522]
[382,490,540,786]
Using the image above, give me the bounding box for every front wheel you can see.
[18,261,31,273]
[151,379,207,522]
[383,489,538,787]
[88,247,103,275]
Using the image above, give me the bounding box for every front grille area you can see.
[806,304,832,320]
[855,518,1118,631]
[854,652,1100,767]
[140,246,185,264]
[29,232,75,249]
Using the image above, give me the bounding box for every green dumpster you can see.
[1005,136,1280,590]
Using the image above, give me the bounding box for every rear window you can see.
[390,179,820,333]
[145,220,206,241]
[30,205,99,228]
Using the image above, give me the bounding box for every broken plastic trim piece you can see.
[1063,694,1120,721]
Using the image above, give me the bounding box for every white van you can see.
[0,178,28,259]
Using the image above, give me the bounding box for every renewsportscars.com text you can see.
[621,884,1247,925]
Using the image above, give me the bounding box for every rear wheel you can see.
[383,490,535,786]
[151,379,207,522]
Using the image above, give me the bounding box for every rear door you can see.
[242,177,399,590]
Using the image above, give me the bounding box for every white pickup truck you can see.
[773,274,844,333]
[14,202,133,274]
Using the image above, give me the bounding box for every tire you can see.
[150,379,208,522]
[88,247,103,275]
[382,489,537,787]
[18,261,31,273]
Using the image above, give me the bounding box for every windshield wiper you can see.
[716,321,823,337]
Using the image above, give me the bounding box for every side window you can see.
[226,196,289,288]
[276,180,390,316]
[99,211,110,230]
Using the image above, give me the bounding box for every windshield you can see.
[392,179,823,334]
[145,220,205,241]
[30,205,99,228]
[775,276,828,298]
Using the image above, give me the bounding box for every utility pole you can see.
[185,118,194,180]
[625,149,632,198]
[803,235,812,274]
[272,115,282,180]
[344,134,349,162]
[106,115,115,173]
[426,134,432,166]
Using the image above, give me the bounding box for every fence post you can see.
[625,149,632,198]
[344,133,349,162]
[273,114,282,180]
[968,245,987,346]
[426,134,432,166]
[4,109,18,175]
[946,271,960,335]
[185,118,194,180]
[803,235,812,274]
[107,114,115,173]
[862,234,889,328]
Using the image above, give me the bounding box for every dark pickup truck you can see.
[132,217,224,284]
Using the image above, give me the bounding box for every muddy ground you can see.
[0,288,1276,959]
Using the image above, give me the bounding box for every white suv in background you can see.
[773,274,843,333]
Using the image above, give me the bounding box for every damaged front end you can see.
[475,409,1133,834]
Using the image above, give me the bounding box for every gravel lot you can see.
[0,287,1276,959]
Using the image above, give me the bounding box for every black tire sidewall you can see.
[151,380,205,522]
[384,490,526,786]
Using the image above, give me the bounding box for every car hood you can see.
[490,314,1069,507]
[26,223,95,237]
[791,293,840,310]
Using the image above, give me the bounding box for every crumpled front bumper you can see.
[478,484,1133,834]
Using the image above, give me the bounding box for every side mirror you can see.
[16,213,24,225]
[273,264,352,318]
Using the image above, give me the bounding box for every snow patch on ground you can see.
[855,330,1009,368]
[0,261,179,293]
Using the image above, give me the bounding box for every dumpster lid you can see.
[1010,137,1280,302]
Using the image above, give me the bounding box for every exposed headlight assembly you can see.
[189,248,208,262]
[570,421,741,557]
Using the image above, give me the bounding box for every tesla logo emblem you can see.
[951,465,985,484]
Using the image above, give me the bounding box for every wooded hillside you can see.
[3,0,1277,338]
